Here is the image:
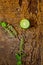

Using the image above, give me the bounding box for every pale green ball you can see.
[20,19,30,29]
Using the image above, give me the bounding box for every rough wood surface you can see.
[0,0,43,65]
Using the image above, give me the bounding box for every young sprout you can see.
[17,61,22,65]
[15,37,24,65]
[0,21,17,37]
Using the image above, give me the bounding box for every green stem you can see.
[19,37,24,55]
[16,37,24,65]
[4,27,14,37]
[7,24,17,36]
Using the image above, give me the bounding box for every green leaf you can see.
[17,61,22,65]
[15,53,21,61]
[1,22,7,28]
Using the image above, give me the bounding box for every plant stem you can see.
[19,36,24,55]
[7,24,17,36]
[4,27,14,37]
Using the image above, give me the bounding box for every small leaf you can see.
[15,53,21,61]
[17,61,22,65]
[0,22,7,28]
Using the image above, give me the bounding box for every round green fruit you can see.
[20,19,30,29]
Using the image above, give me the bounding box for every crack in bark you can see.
[19,0,22,7]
